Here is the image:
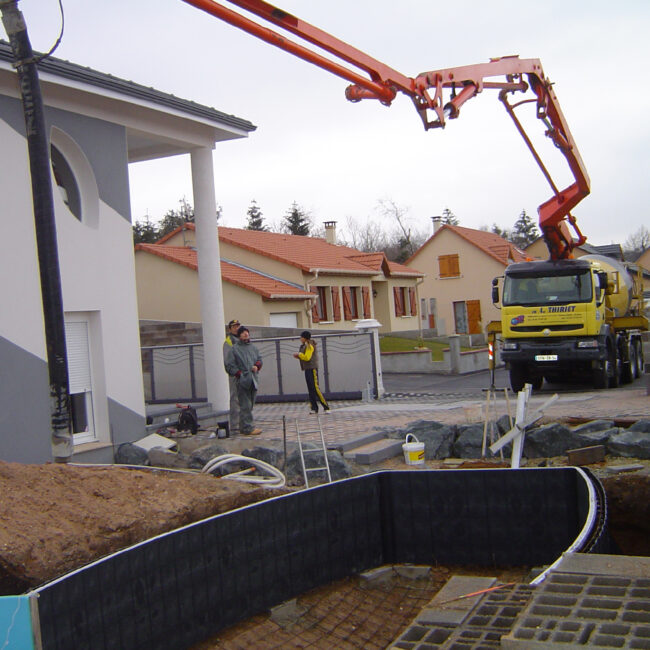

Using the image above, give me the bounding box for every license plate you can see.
[535,354,558,361]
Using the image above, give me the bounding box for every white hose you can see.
[202,454,286,488]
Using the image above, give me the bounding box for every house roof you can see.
[158,224,424,278]
[135,244,316,300]
[0,41,256,134]
[408,224,528,267]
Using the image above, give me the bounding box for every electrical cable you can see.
[34,0,64,62]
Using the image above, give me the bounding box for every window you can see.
[343,286,360,320]
[51,144,82,220]
[312,286,341,322]
[438,254,460,278]
[393,286,417,317]
[315,286,329,321]
[65,320,95,443]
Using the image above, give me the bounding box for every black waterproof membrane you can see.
[34,467,609,650]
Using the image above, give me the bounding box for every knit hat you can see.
[300,330,311,339]
[237,326,249,336]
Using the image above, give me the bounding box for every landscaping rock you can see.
[452,424,485,459]
[571,420,615,435]
[576,428,619,448]
[523,422,575,458]
[285,447,351,485]
[147,447,191,469]
[628,419,650,433]
[187,443,231,469]
[607,430,650,459]
[242,445,285,469]
[386,420,457,460]
[496,414,514,435]
[115,442,149,466]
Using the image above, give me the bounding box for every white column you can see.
[190,147,228,411]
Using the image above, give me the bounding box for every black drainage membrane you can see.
[32,467,608,649]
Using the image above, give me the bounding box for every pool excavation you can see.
[2,465,627,649]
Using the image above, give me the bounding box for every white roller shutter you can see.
[65,321,91,393]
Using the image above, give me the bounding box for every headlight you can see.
[502,342,519,350]
[577,340,599,349]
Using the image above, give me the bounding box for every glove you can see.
[235,370,242,378]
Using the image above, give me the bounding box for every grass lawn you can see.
[380,336,450,361]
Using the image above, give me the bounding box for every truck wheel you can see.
[629,343,639,381]
[634,340,645,378]
[592,362,608,389]
[608,345,621,388]
[530,375,543,391]
[509,366,526,393]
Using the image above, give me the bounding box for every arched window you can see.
[51,144,82,220]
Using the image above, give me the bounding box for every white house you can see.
[0,41,255,463]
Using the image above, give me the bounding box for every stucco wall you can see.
[0,94,145,461]
[408,229,505,335]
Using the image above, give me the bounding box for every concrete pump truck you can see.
[183,0,647,392]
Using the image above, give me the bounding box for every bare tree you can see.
[623,225,650,258]
[342,215,388,252]
[377,199,427,262]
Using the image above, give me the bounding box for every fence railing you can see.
[142,332,377,404]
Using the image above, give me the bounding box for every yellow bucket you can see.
[402,433,425,466]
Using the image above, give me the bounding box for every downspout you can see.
[414,276,425,342]
[1,1,73,460]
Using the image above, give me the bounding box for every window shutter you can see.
[332,287,341,321]
[438,254,460,278]
[65,321,91,393]
[342,287,352,320]
[311,302,320,323]
[362,286,371,318]
[409,287,417,316]
[393,287,404,317]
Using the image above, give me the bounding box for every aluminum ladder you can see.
[295,415,332,487]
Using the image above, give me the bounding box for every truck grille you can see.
[511,324,583,332]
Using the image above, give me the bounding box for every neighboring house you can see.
[634,248,650,272]
[526,238,626,261]
[406,224,527,336]
[0,42,254,463]
[135,222,424,333]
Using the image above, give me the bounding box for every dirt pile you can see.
[0,461,283,594]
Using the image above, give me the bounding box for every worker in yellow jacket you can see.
[293,330,330,414]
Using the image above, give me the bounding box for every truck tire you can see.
[509,365,526,393]
[608,344,621,388]
[634,339,645,378]
[629,342,639,381]
[530,375,543,391]
[592,361,608,389]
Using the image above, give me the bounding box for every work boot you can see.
[243,428,262,436]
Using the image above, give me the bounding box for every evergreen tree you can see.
[511,209,539,248]
[245,200,267,231]
[157,197,194,238]
[491,223,510,240]
[132,215,159,244]
[283,201,310,236]
[441,207,459,225]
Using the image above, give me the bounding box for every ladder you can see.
[295,416,332,487]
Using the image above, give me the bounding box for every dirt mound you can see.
[0,461,283,594]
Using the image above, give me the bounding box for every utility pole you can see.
[1,0,73,460]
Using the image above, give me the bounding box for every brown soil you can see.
[0,461,283,594]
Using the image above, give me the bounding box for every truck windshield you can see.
[503,270,592,306]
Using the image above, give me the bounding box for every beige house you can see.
[135,222,424,333]
[406,224,527,335]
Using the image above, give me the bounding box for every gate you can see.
[142,332,377,404]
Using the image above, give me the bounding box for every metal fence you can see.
[142,332,377,404]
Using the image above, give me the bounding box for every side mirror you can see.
[491,278,499,304]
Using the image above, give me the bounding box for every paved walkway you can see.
[247,386,649,447]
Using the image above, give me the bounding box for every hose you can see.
[202,454,286,488]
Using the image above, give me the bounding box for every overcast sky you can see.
[15,0,650,246]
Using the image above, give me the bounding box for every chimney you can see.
[324,221,337,245]
[431,215,443,233]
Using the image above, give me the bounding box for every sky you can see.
[13,0,650,247]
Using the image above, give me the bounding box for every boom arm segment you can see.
[183,0,590,259]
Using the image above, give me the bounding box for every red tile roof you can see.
[408,224,528,266]
[135,244,316,300]
[157,224,424,277]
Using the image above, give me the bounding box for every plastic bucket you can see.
[402,433,425,466]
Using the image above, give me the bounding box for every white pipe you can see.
[202,453,286,488]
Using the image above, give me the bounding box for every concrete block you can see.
[269,598,307,628]
[566,445,606,466]
[394,565,431,580]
